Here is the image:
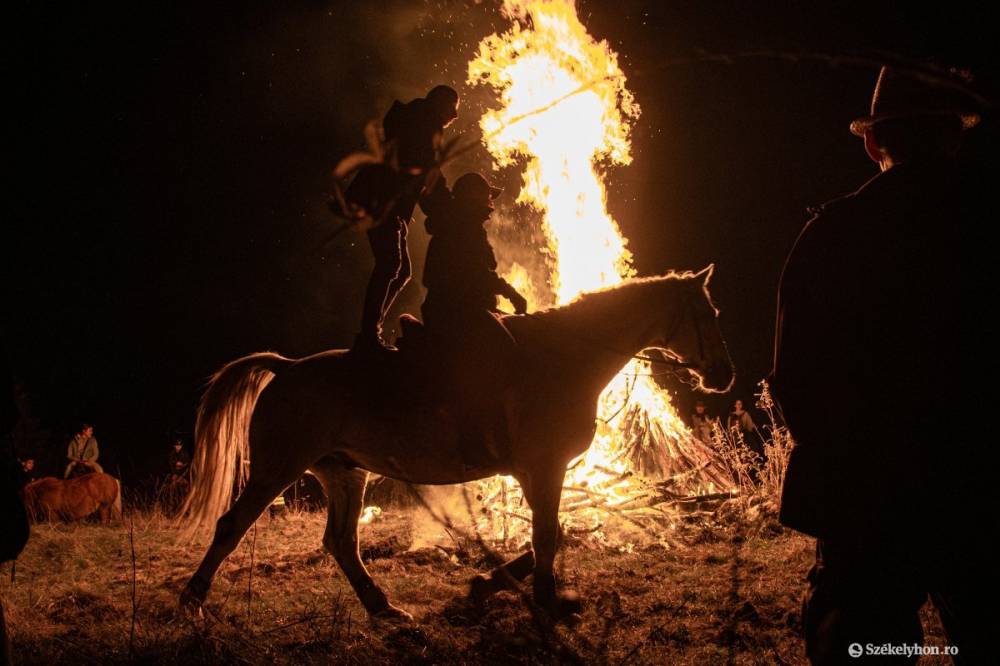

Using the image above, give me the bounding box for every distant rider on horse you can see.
[64,423,102,478]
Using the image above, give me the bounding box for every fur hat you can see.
[850,66,980,136]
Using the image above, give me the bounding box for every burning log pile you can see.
[470,365,736,550]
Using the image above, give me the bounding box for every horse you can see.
[22,473,122,524]
[178,267,734,620]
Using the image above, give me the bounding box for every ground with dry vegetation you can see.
[1,503,954,665]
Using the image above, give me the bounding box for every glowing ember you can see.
[467,0,731,546]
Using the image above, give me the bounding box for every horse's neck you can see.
[508,277,683,391]
[552,277,679,349]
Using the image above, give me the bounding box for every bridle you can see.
[557,285,707,374]
[638,287,706,372]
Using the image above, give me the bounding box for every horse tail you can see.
[177,352,293,539]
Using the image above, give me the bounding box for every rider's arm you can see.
[82,437,99,462]
[494,277,527,315]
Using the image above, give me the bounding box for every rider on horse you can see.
[421,172,527,329]
[64,423,102,478]
[417,172,528,466]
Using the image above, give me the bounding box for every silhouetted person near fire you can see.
[169,438,190,482]
[689,400,714,444]
[64,422,102,477]
[772,66,986,663]
[354,85,460,352]
[20,458,36,483]
[421,173,527,328]
[727,399,759,442]
[418,172,527,467]
[728,398,764,475]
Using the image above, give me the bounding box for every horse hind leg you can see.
[310,457,411,621]
[181,466,303,611]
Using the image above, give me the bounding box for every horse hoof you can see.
[539,591,583,621]
[557,590,583,617]
[179,593,204,619]
[372,604,413,623]
[468,574,494,606]
[179,581,207,617]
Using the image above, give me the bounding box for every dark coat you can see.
[421,197,513,326]
[772,159,965,545]
[169,448,190,474]
[383,98,444,173]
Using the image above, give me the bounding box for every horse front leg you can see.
[521,466,582,619]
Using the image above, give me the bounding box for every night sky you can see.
[6,1,996,480]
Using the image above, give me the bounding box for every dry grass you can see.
[1,501,953,665]
[2,384,949,664]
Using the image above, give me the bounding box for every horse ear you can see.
[695,263,715,286]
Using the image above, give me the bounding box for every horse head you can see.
[649,265,734,393]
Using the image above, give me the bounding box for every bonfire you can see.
[364,0,736,549]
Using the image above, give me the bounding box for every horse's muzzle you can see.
[699,361,735,393]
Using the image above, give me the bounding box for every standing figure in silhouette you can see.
[728,398,764,477]
[169,438,190,481]
[727,399,759,440]
[689,400,714,444]
[355,85,460,352]
[772,66,985,664]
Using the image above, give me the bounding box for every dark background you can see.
[5,1,996,480]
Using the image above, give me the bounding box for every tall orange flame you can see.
[470,0,639,301]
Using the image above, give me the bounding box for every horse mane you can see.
[515,272,697,330]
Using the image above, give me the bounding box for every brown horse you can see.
[178,268,734,619]
[23,473,122,524]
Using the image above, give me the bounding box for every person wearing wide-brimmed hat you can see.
[417,172,527,468]
[421,172,526,328]
[771,66,985,664]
